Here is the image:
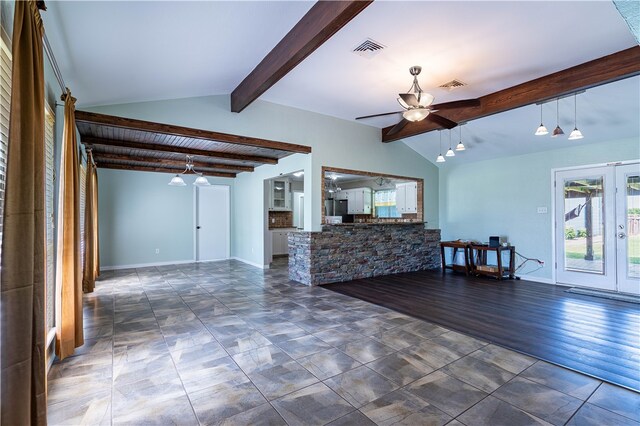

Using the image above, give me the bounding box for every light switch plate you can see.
[537,207,548,214]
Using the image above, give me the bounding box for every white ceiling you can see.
[42,1,639,165]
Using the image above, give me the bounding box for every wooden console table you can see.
[469,244,516,280]
[440,241,471,275]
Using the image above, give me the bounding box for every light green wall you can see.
[88,95,439,267]
[97,168,234,268]
[439,137,640,282]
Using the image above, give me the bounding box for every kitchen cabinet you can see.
[396,182,418,214]
[269,178,291,211]
[334,190,348,201]
[272,229,295,255]
[344,187,372,214]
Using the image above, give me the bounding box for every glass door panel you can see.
[555,167,615,290]
[616,165,640,294]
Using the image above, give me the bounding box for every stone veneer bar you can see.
[288,223,441,286]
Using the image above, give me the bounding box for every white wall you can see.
[438,137,640,282]
[98,168,234,268]
[87,95,439,268]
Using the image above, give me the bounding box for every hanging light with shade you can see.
[436,131,445,163]
[446,129,455,157]
[456,125,466,151]
[168,155,211,186]
[534,104,549,136]
[551,98,564,138]
[568,93,584,140]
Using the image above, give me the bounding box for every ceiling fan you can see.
[356,66,481,136]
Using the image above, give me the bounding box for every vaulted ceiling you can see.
[41,1,639,166]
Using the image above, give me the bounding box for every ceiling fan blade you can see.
[427,113,458,129]
[399,93,419,107]
[386,119,410,136]
[355,111,403,120]
[431,99,481,110]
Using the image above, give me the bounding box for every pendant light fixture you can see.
[551,99,564,138]
[436,131,445,163]
[168,155,211,186]
[455,125,466,151]
[445,129,455,157]
[534,104,549,136]
[568,93,584,140]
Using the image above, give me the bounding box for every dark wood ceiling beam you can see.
[230,0,372,113]
[83,136,278,165]
[75,110,311,153]
[96,163,236,178]
[91,152,254,172]
[382,46,640,142]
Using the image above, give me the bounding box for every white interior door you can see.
[555,167,616,290]
[616,164,640,294]
[195,185,230,261]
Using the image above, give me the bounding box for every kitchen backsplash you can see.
[269,211,293,229]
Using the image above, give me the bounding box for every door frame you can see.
[193,184,231,262]
[551,159,639,287]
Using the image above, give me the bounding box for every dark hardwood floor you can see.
[324,270,640,391]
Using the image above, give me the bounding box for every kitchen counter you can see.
[323,221,426,227]
[289,223,440,286]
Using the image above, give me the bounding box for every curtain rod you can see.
[43,32,66,94]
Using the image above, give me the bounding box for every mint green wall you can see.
[97,168,234,268]
[439,137,640,282]
[87,95,439,267]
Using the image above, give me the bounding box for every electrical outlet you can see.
[537,207,548,214]
[271,218,275,223]
[155,249,160,254]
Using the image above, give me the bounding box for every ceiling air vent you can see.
[439,79,467,90]
[352,38,386,59]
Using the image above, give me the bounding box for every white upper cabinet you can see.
[269,178,291,211]
[396,182,418,214]
[334,190,348,201]
[345,187,372,214]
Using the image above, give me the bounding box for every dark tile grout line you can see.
[562,382,603,426]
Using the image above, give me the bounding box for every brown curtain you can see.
[82,151,99,293]
[55,89,83,359]
[0,1,47,424]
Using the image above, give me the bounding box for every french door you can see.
[555,163,640,294]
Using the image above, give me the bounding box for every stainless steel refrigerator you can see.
[324,199,348,216]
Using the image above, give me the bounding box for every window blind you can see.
[45,105,55,331]
[80,162,86,272]
[0,32,11,261]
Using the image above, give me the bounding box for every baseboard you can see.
[231,257,269,269]
[517,274,555,285]
[100,259,196,271]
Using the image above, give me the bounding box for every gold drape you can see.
[55,89,83,359]
[0,1,47,424]
[82,152,99,293]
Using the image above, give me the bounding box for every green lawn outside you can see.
[565,234,640,264]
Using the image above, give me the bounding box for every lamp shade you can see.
[418,92,434,107]
[436,154,446,163]
[403,108,430,122]
[193,175,211,186]
[169,175,186,186]
[455,142,466,151]
[568,128,584,140]
[535,124,549,136]
[446,148,455,157]
[551,125,564,138]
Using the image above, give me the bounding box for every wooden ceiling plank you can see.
[93,152,254,172]
[75,110,312,153]
[230,0,372,113]
[84,136,279,165]
[97,162,237,178]
[382,46,640,142]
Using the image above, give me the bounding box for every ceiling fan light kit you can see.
[356,65,480,137]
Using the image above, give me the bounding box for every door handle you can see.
[618,232,626,239]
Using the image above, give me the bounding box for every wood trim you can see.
[322,166,424,184]
[75,110,312,153]
[92,152,254,172]
[83,137,279,165]
[230,0,372,113]
[96,163,236,178]
[382,46,640,142]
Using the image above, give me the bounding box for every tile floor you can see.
[47,260,640,426]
